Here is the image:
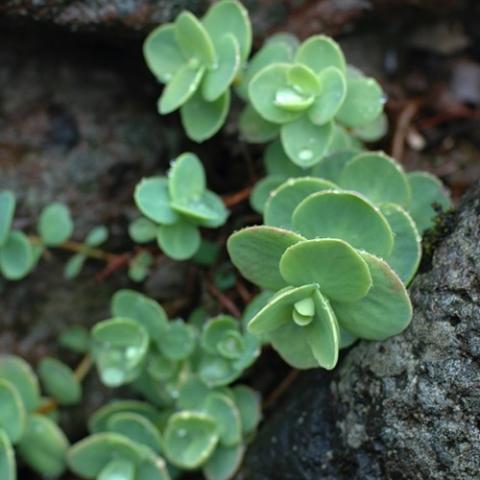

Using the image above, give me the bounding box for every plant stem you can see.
[74,354,93,382]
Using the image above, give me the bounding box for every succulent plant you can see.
[0,355,72,479]
[144,0,252,142]
[133,152,228,260]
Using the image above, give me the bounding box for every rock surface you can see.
[237,184,480,479]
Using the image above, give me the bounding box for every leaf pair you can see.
[144,1,251,141]
[133,153,228,260]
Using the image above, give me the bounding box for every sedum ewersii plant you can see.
[133,152,228,261]
[0,355,80,480]
[144,0,251,142]
[68,289,261,480]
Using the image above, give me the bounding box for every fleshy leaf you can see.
[0,231,33,280]
[181,89,230,142]
[336,76,384,127]
[0,355,40,412]
[129,218,157,244]
[279,239,372,302]
[264,177,336,229]
[351,112,388,142]
[107,412,162,454]
[59,325,90,354]
[232,385,261,435]
[202,34,240,101]
[248,283,319,335]
[203,444,244,480]
[98,458,135,480]
[134,178,179,225]
[158,63,205,114]
[248,64,304,124]
[175,12,216,67]
[292,191,394,258]
[407,171,451,233]
[0,430,15,480]
[304,290,340,369]
[381,204,421,285]
[238,105,280,144]
[112,289,168,340]
[202,316,238,355]
[157,220,201,260]
[227,226,305,290]
[137,454,171,480]
[38,357,82,406]
[91,318,149,387]
[249,175,285,214]
[264,140,306,177]
[280,116,333,167]
[157,320,196,361]
[339,152,411,207]
[332,252,412,339]
[17,414,69,478]
[168,153,206,204]
[68,432,142,477]
[0,379,26,443]
[311,150,358,183]
[202,0,252,61]
[287,64,320,96]
[0,191,15,247]
[294,35,346,74]
[203,393,242,447]
[163,412,219,470]
[143,24,185,83]
[38,202,73,246]
[308,66,347,125]
[177,377,210,411]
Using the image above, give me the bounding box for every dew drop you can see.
[298,149,313,162]
[102,367,124,386]
[177,428,187,437]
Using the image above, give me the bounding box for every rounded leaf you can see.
[279,238,372,302]
[143,24,185,83]
[308,66,347,125]
[264,177,336,230]
[158,63,205,114]
[98,458,135,480]
[332,252,412,340]
[202,0,252,61]
[198,354,238,388]
[0,355,40,412]
[137,454,171,480]
[156,220,201,261]
[0,379,25,443]
[0,430,15,480]
[336,77,384,127]
[168,153,206,205]
[174,12,216,67]
[304,290,340,369]
[59,325,90,354]
[248,284,319,335]
[0,191,15,247]
[0,231,33,280]
[129,218,157,244]
[158,320,196,361]
[203,393,242,447]
[351,112,388,142]
[264,140,305,177]
[92,318,149,387]
[339,152,411,207]
[178,377,210,411]
[68,432,142,477]
[38,202,73,246]
[280,116,333,167]
[292,191,394,258]
[294,35,346,74]
[232,385,261,435]
[238,105,280,144]
[134,177,179,225]
[202,34,240,101]
[38,357,81,406]
[227,226,305,291]
[163,412,219,469]
[203,444,244,480]
[249,175,285,214]
[17,414,69,477]
[89,401,162,434]
[202,316,238,355]
[181,89,230,142]
[311,150,358,183]
[249,64,304,124]
[107,412,162,454]
[407,171,451,233]
[381,203,421,285]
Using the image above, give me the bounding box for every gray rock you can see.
[237,183,480,479]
